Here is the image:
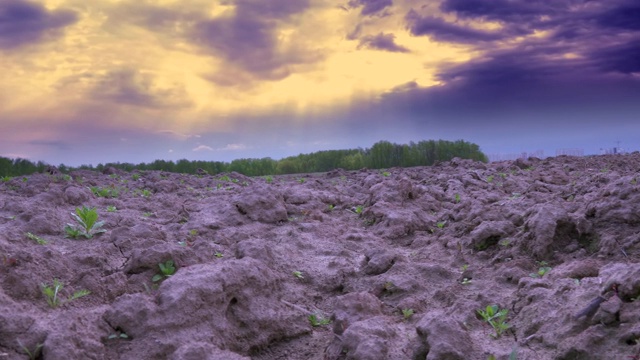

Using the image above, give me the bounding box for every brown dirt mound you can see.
[1,154,639,359]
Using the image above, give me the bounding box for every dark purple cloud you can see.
[190,0,314,81]
[358,32,409,52]
[439,0,550,22]
[0,0,77,49]
[89,69,191,109]
[596,5,640,30]
[590,40,640,74]
[392,0,640,119]
[348,0,393,16]
[405,10,505,43]
[106,0,315,82]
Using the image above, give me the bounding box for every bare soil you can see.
[1,154,639,360]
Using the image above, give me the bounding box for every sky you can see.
[1,0,639,166]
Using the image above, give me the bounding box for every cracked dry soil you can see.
[1,154,640,360]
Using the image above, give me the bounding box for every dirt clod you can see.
[1,154,640,359]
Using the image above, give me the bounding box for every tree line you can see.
[0,139,487,177]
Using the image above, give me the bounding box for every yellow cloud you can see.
[2,0,473,135]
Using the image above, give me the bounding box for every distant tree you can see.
[1,139,487,177]
[276,159,299,174]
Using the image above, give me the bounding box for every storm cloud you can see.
[190,0,318,82]
[349,0,393,16]
[90,69,192,109]
[0,0,77,49]
[405,10,506,42]
[358,32,409,52]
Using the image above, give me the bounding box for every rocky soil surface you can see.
[1,154,640,360]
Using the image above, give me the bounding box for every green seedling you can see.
[354,205,364,214]
[454,193,461,203]
[297,178,306,184]
[26,232,47,245]
[328,204,335,211]
[142,212,153,218]
[293,271,304,279]
[477,305,510,338]
[1,176,12,182]
[214,252,224,258]
[436,221,447,229]
[90,186,119,198]
[152,260,176,282]
[530,266,552,278]
[108,332,129,340]
[308,314,331,327]
[402,308,414,319]
[382,171,391,177]
[529,261,552,278]
[499,239,511,247]
[486,175,494,183]
[64,227,82,239]
[106,205,117,212]
[41,279,90,308]
[264,175,273,184]
[139,189,152,198]
[461,264,469,271]
[64,206,106,239]
[18,341,43,360]
[132,174,140,181]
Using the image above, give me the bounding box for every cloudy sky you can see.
[1,0,639,166]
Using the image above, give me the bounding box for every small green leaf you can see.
[70,289,91,300]
[308,314,331,327]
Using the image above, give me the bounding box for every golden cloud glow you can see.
[1,0,472,135]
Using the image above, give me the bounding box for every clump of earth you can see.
[1,154,639,360]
